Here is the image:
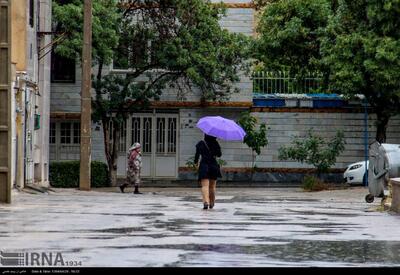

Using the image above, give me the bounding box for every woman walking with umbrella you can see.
[195,116,246,210]
[194,134,222,210]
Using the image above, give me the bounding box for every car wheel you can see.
[365,194,374,203]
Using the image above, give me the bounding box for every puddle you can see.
[133,240,400,265]
[93,227,146,234]
[287,209,359,217]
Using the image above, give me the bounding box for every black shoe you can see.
[203,203,209,210]
[209,203,214,209]
[119,184,127,193]
[133,187,142,194]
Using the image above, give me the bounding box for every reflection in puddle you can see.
[136,240,400,266]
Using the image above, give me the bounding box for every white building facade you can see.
[49,0,400,185]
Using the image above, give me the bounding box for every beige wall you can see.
[11,0,26,71]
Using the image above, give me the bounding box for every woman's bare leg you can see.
[209,180,217,208]
[201,179,210,205]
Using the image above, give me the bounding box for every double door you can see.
[117,113,178,179]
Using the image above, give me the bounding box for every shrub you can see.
[278,128,346,178]
[302,175,328,191]
[217,158,227,167]
[185,157,227,174]
[49,161,110,188]
[237,111,268,169]
[185,157,198,173]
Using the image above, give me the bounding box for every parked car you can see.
[344,160,369,185]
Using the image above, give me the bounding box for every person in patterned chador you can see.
[120,142,142,194]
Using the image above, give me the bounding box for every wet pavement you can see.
[1,186,400,267]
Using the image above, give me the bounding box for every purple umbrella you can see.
[196,116,246,141]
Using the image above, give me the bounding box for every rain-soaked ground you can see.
[1,186,400,267]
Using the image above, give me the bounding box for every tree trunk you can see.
[109,165,118,187]
[316,170,322,181]
[102,119,112,185]
[249,150,256,182]
[375,111,390,144]
[111,123,120,186]
[252,151,256,170]
[102,118,120,186]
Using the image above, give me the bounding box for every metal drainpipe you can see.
[364,98,369,187]
[24,86,29,186]
[14,76,20,189]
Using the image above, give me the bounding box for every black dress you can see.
[194,140,222,181]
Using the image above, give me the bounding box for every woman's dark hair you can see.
[204,134,216,142]
[204,134,221,157]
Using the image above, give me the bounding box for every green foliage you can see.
[185,157,227,174]
[320,0,400,141]
[217,158,227,167]
[114,0,251,101]
[53,0,251,103]
[49,161,110,188]
[254,0,400,142]
[302,175,328,191]
[278,129,346,175]
[53,0,250,184]
[255,0,331,78]
[238,112,268,169]
[91,74,159,123]
[253,0,280,10]
[52,0,120,64]
[185,157,198,173]
[238,112,268,156]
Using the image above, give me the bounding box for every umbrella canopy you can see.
[196,116,246,141]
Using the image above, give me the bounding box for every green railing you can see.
[252,71,324,94]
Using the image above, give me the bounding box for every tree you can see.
[53,0,121,183]
[52,0,120,65]
[237,112,268,171]
[278,129,346,178]
[53,0,250,185]
[255,0,332,82]
[320,0,400,143]
[253,0,281,10]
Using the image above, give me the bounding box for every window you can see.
[112,23,162,71]
[60,122,80,144]
[118,121,126,153]
[60,122,71,144]
[131,117,141,145]
[113,34,148,70]
[49,122,56,144]
[167,118,177,153]
[73,123,80,144]
[108,120,127,153]
[51,51,76,83]
[156,118,165,153]
[142,117,152,153]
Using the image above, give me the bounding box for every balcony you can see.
[251,71,346,108]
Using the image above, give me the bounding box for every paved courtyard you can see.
[1,186,400,267]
